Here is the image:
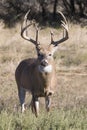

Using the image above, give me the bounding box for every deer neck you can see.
[37,62,55,84]
[33,61,56,96]
[38,66,55,96]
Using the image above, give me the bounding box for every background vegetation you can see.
[0,0,87,26]
[0,0,87,130]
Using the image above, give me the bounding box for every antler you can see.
[51,11,69,46]
[21,10,39,46]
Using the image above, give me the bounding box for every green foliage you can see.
[0,0,87,27]
[0,108,87,130]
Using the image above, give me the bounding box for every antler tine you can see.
[24,10,30,20]
[21,9,30,34]
[50,30,54,43]
[58,11,69,33]
[35,25,39,44]
[21,10,37,45]
[35,25,42,53]
[58,11,67,24]
[24,10,30,36]
[50,11,69,50]
[21,10,31,40]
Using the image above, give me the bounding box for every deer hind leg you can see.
[45,96,51,112]
[31,96,39,117]
[18,87,26,113]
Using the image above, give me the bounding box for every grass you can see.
[0,22,87,130]
[55,50,87,67]
[0,108,87,130]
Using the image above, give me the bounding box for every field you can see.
[0,20,87,130]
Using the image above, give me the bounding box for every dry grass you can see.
[0,20,87,108]
[0,20,87,129]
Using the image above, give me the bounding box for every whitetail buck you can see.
[15,10,69,117]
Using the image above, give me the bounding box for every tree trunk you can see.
[70,0,75,15]
[53,0,58,19]
[78,2,84,17]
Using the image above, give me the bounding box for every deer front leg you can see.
[18,87,26,113]
[31,96,39,117]
[45,96,51,112]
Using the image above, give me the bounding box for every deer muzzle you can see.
[41,59,48,67]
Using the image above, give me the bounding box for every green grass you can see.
[0,108,87,130]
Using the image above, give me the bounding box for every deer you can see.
[15,10,69,117]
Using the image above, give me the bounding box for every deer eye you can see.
[38,53,44,59]
[48,53,52,56]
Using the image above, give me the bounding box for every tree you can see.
[76,0,86,17]
[53,0,58,19]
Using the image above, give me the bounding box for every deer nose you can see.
[41,59,48,67]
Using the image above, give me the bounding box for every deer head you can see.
[21,10,69,73]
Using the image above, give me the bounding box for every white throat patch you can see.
[38,65,52,73]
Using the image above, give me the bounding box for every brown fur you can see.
[15,57,56,97]
[15,45,57,116]
[15,44,57,95]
